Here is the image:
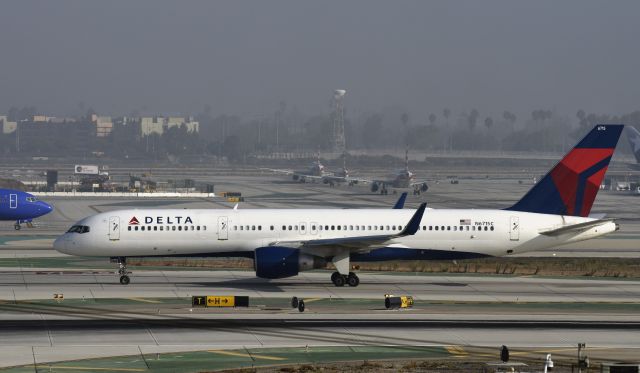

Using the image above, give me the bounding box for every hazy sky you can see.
[1,1,639,121]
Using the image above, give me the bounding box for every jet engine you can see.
[254,247,327,279]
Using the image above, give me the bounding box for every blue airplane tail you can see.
[507,124,623,217]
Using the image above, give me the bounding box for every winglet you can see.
[398,203,427,236]
[393,192,408,209]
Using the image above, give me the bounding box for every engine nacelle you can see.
[254,247,326,279]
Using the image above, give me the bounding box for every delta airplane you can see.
[0,189,53,229]
[54,125,623,287]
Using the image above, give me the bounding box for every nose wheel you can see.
[112,257,131,285]
[331,271,359,287]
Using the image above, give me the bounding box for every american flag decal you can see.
[460,219,471,225]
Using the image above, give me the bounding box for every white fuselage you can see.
[53,208,616,259]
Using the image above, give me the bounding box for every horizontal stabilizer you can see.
[539,218,615,236]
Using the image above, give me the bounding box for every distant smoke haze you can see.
[1,1,639,120]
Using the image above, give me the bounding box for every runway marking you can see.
[42,366,145,372]
[209,349,286,361]
[302,298,322,303]
[445,345,468,357]
[128,297,161,303]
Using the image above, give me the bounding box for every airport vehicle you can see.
[54,125,623,286]
[0,189,53,229]
[368,149,428,195]
[624,125,640,170]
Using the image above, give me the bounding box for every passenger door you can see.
[108,216,120,241]
[9,194,17,209]
[509,216,520,241]
[218,216,228,240]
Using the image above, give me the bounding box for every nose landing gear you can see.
[111,257,130,285]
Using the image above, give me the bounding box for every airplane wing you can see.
[268,203,427,251]
[539,218,615,236]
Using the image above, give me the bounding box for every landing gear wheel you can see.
[291,296,299,308]
[347,273,360,287]
[297,299,305,312]
[331,271,340,283]
[114,257,130,285]
[14,224,20,230]
[333,275,346,287]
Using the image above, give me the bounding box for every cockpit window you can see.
[26,197,37,202]
[67,225,90,234]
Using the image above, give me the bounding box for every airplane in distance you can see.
[55,125,623,287]
[368,149,429,195]
[0,189,53,230]
[624,125,640,170]
[266,153,365,187]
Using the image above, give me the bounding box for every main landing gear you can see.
[111,257,130,285]
[331,271,359,287]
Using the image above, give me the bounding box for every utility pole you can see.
[332,90,346,153]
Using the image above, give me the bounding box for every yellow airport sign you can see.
[207,296,235,307]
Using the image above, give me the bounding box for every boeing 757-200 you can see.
[55,125,623,287]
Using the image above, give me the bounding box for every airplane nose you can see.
[38,202,53,216]
[53,235,69,254]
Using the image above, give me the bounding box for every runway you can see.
[0,173,638,369]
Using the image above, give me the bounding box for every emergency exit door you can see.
[109,216,120,240]
[509,216,520,241]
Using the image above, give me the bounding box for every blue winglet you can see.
[399,203,427,236]
[393,192,408,209]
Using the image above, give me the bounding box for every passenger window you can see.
[312,225,316,230]
[282,225,286,231]
[270,226,274,231]
[135,226,139,231]
[141,226,145,231]
[196,226,199,231]
[490,226,494,231]
[380,226,383,230]
[441,226,445,231]
[301,225,305,230]
[203,226,206,230]
[154,226,158,231]
[258,226,262,231]
[325,225,329,230]
[172,226,176,231]
[128,226,132,231]
[252,225,256,231]
[337,226,341,230]
[484,226,488,231]
[288,225,292,230]
[435,226,439,231]
[179,226,183,231]
[447,226,451,231]
[160,226,164,231]
[429,226,433,231]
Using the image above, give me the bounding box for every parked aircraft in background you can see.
[0,189,53,229]
[624,125,640,170]
[368,149,428,195]
[55,125,623,287]
[266,153,366,187]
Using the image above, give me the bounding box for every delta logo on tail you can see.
[508,124,623,217]
[128,217,140,225]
